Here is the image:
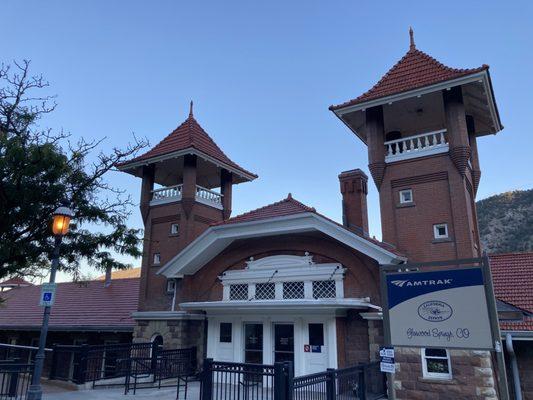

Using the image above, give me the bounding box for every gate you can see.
[200,359,386,400]
[124,347,198,395]
[0,362,33,400]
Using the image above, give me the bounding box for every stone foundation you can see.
[394,347,498,400]
[133,318,206,366]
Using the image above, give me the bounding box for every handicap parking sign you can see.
[40,283,57,306]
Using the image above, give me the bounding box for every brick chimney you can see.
[339,169,369,236]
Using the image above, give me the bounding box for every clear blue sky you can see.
[3,1,532,279]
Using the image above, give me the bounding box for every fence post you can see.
[200,358,213,400]
[49,344,58,380]
[284,361,294,400]
[274,362,286,400]
[76,344,89,384]
[326,368,336,400]
[358,367,367,400]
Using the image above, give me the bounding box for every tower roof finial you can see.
[409,26,415,50]
[189,100,194,117]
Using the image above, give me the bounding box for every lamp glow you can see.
[52,206,74,236]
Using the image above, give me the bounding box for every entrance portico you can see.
[180,254,381,376]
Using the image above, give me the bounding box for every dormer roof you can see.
[118,103,257,185]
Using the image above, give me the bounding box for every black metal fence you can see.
[200,359,278,400]
[0,362,33,400]
[124,347,198,395]
[200,359,386,400]
[48,341,198,390]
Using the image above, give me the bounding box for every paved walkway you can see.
[42,381,200,399]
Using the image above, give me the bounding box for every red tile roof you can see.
[0,278,139,330]
[490,252,533,331]
[0,277,33,287]
[118,106,257,180]
[212,194,315,226]
[212,194,403,257]
[96,268,141,280]
[329,45,488,111]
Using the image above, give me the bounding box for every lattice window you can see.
[313,280,336,299]
[255,283,275,300]
[229,284,248,300]
[283,281,304,299]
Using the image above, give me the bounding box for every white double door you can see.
[208,314,337,376]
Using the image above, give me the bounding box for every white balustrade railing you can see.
[151,184,183,201]
[196,185,223,207]
[384,129,448,162]
[150,184,223,208]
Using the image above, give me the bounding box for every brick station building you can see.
[1,29,530,398]
[114,29,532,399]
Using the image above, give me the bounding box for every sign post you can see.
[380,257,509,400]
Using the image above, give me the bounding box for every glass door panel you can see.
[274,324,294,363]
[244,323,263,364]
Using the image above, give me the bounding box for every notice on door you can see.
[385,267,493,349]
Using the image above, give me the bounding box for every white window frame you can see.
[170,223,179,235]
[421,348,452,380]
[153,253,161,265]
[221,255,345,301]
[433,224,449,239]
[399,189,413,204]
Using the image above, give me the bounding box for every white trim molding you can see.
[180,297,380,315]
[157,213,404,278]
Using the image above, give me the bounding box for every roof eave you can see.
[330,70,502,141]
[157,212,405,278]
[117,148,258,183]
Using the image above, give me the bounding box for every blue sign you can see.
[385,267,493,349]
[311,345,321,353]
[39,283,57,306]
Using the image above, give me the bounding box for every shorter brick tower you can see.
[118,103,257,314]
[330,29,502,263]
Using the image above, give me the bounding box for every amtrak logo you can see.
[391,279,452,288]
[417,301,453,322]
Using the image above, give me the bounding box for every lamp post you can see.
[27,205,74,400]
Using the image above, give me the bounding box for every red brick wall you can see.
[379,153,481,262]
[171,233,382,307]
[138,201,224,311]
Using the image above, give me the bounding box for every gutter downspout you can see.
[171,279,177,312]
[505,333,522,400]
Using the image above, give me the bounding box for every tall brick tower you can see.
[330,29,502,262]
[118,103,257,312]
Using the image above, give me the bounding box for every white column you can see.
[275,282,283,299]
[304,281,313,299]
[207,316,217,359]
[327,318,338,369]
[248,283,256,300]
[222,285,230,301]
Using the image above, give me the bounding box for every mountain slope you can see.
[477,189,533,254]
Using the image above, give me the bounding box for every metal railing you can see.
[201,359,277,400]
[200,359,385,400]
[384,129,448,163]
[49,342,155,385]
[0,362,33,400]
[124,347,197,395]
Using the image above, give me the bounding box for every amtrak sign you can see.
[383,266,494,350]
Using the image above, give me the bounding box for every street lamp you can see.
[27,204,74,400]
